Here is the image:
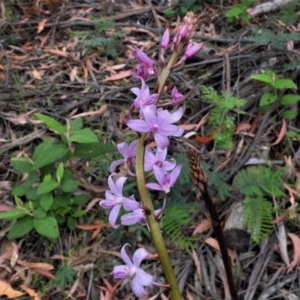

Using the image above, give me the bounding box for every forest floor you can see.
[1,0,300,299]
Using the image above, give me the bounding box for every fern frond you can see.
[162,206,197,250]
[244,197,273,243]
[234,166,284,197]
[284,60,300,72]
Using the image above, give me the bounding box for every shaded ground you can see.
[1,0,300,299]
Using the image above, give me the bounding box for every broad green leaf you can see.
[26,188,40,200]
[226,7,242,17]
[72,210,86,218]
[56,207,72,215]
[37,180,58,195]
[33,207,47,219]
[43,174,52,182]
[61,179,78,193]
[24,173,40,187]
[54,194,71,208]
[33,139,55,160]
[8,216,34,239]
[286,130,300,138]
[33,144,69,170]
[251,73,273,84]
[0,208,26,220]
[259,92,277,106]
[74,142,116,159]
[40,193,53,211]
[56,163,64,182]
[14,196,24,208]
[34,216,58,239]
[73,194,89,205]
[35,113,65,134]
[283,110,298,120]
[70,118,83,131]
[274,79,297,90]
[67,216,77,230]
[11,157,33,173]
[280,94,300,105]
[69,128,98,144]
[12,185,29,197]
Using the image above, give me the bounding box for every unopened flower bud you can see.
[161,28,170,50]
[184,42,204,59]
[171,86,184,105]
[133,47,155,68]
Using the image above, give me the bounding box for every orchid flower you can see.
[113,244,153,298]
[144,147,176,172]
[127,106,184,150]
[145,165,182,194]
[99,174,140,228]
[109,140,137,173]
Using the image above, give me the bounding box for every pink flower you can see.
[144,147,176,172]
[131,79,158,116]
[132,47,156,79]
[171,86,184,105]
[161,28,170,50]
[113,244,153,298]
[145,165,182,193]
[109,140,137,173]
[99,174,140,228]
[127,106,184,150]
[121,207,163,226]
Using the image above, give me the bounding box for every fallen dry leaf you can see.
[0,279,24,298]
[100,70,132,82]
[204,237,236,265]
[20,284,41,300]
[17,260,54,271]
[192,218,212,236]
[37,19,47,33]
[287,233,300,273]
[271,119,287,146]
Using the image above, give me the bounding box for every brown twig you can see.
[187,149,239,300]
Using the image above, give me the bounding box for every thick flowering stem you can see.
[136,135,181,300]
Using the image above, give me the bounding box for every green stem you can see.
[135,47,186,299]
[136,135,181,299]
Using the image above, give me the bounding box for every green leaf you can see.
[14,196,24,208]
[40,193,53,211]
[67,217,78,230]
[12,185,29,197]
[72,210,86,218]
[73,194,89,205]
[283,110,298,120]
[53,194,71,208]
[69,128,98,144]
[26,188,40,200]
[33,139,55,161]
[33,207,47,219]
[35,113,65,134]
[259,92,277,106]
[74,142,116,159]
[226,7,242,18]
[33,143,69,170]
[56,163,64,182]
[70,118,83,131]
[34,216,58,239]
[37,180,58,195]
[8,216,34,239]
[251,73,273,84]
[0,208,27,220]
[280,94,300,105]
[10,157,33,173]
[274,79,297,90]
[61,179,78,193]
[56,207,72,215]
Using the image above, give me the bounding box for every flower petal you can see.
[127,119,150,133]
[133,248,149,267]
[143,105,157,127]
[114,176,127,197]
[121,209,145,226]
[122,197,140,211]
[169,164,183,186]
[107,174,119,196]
[109,158,125,173]
[120,244,133,267]
[154,133,169,150]
[135,267,153,286]
[169,107,183,123]
[132,276,148,298]
[158,124,181,136]
[145,182,164,191]
[108,204,121,228]
[112,265,129,279]
[162,159,176,171]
